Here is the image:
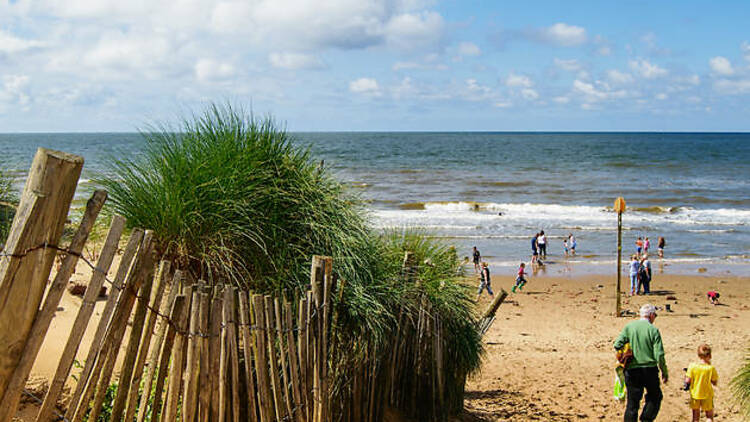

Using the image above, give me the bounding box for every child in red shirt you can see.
[512,263,528,293]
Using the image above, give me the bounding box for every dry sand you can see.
[461,271,749,421]
[15,258,750,422]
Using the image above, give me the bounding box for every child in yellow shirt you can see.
[684,344,718,422]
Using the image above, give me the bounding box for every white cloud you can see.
[607,70,634,85]
[742,41,750,61]
[269,52,324,70]
[552,96,570,104]
[541,23,587,47]
[714,78,750,94]
[195,59,236,81]
[0,30,44,54]
[462,78,493,101]
[554,58,582,72]
[628,59,668,79]
[383,11,444,50]
[709,56,734,75]
[505,73,533,88]
[457,41,481,57]
[81,31,173,76]
[493,101,512,108]
[521,88,539,100]
[349,77,381,96]
[572,79,627,102]
[0,75,31,110]
[655,93,668,100]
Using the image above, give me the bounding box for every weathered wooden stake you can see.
[0,148,83,402]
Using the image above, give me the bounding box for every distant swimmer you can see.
[472,246,481,274]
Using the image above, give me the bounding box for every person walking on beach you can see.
[472,246,481,274]
[477,262,494,298]
[639,254,652,294]
[531,233,539,264]
[629,255,640,296]
[684,344,718,422]
[512,262,528,293]
[644,237,651,254]
[568,233,576,256]
[563,238,569,257]
[614,304,668,422]
[538,230,547,259]
[657,236,666,258]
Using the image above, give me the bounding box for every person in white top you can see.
[538,230,547,259]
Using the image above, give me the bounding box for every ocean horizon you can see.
[1,131,748,276]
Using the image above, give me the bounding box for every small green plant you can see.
[0,169,17,244]
[731,346,750,419]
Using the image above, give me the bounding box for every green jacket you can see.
[614,319,668,378]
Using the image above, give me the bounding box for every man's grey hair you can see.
[640,303,657,317]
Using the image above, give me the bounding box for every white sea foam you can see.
[374,201,750,229]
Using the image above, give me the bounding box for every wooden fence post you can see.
[0,148,83,402]
[0,190,106,420]
[36,214,126,422]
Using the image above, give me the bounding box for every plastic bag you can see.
[613,366,626,401]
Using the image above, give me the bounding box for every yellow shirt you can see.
[687,362,718,400]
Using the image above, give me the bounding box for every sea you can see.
[1,132,749,276]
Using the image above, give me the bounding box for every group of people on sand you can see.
[615,304,719,422]
[628,235,667,296]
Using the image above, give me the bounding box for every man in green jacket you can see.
[614,304,668,422]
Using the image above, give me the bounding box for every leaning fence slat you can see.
[65,228,143,421]
[297,297,309,422]
[227,288,241,422]
[198,289,212,422]
[253,294,274,422]
[35,214,125,422]
[0,190,107,420]
[163,293,190,422]
[238,292,259,422]
[72,231,155,422]
[209,288,224,422]
[137,269,182,422]
[0,148,83,403]
[284,300,304,422]
[265,295,287,422]
[149,293,185,422]
[182,290,204,422]
[218,289,230,422]
[275,298,294,420]
[108,247,158,422]
[123,260,172,422]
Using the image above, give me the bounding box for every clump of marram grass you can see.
[99,104,377,293]
[732,347,750,418]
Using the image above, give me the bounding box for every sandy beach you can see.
[461,271,750,421]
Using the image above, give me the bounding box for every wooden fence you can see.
[0,148,505,422]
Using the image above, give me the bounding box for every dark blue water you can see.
[1,132,748,275]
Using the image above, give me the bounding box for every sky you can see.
[1,0,750,132]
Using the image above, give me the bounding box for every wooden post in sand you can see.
[614,197,626,317]
[0,148,83,402]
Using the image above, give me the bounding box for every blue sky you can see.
[1,0,750,131]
